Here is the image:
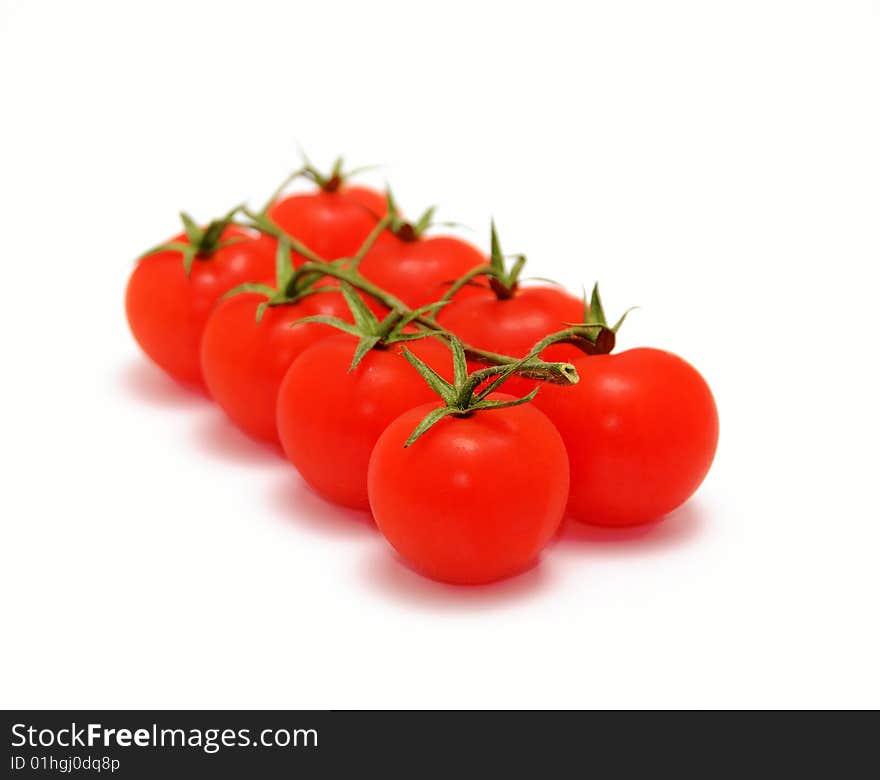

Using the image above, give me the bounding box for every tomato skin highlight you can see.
[267,185,385,260]
[436,285,586,395]
[200,290,353,445]
[125,227,275,390]
[276,335,454,511]
[534,348,719,527]
[359,233,487,309]
[368,396,570,585]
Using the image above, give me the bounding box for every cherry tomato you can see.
[368,395,569,584]
[534,348,719,527]
[359,232,487,309]
[267,185,385,260]
[125,228,275,390]
[276,335,454,510]
[436,285,586,395]
[200,290,352,445]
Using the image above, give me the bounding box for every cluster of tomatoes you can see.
[125,157,719,586]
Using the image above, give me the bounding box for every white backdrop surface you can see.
[1,0,878,708]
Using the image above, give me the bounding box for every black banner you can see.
[2,709,875,776]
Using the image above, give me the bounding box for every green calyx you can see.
[582,282,636,333]
[384,189,437,242]
[139,205,245,276]
[295,281,447,372]
[241,164,393,269]
[257,153,377,215]
[223,238,342,322]
[436,221,544,303]
[486,220,527,299]
[299,153,377,193]
[401,336,541,447]
[554,283,638,355]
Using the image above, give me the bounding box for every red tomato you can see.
[267,185,385,260]
[436,285,586,395]
[125,228,275,390]
[368,395,569,584]
[359,232,487,309]
[534,348,719,527]
[276,335,454,510]
[200,290,352,445]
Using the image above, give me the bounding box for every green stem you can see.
[237,209,327,266]
[437,263,493,305]
[527,326,615,357]
[294,261,409,311]
[350,214,392,269]
[260,168,306,214]
[289,261,579,386]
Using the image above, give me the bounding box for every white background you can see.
[1,0,878,709]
